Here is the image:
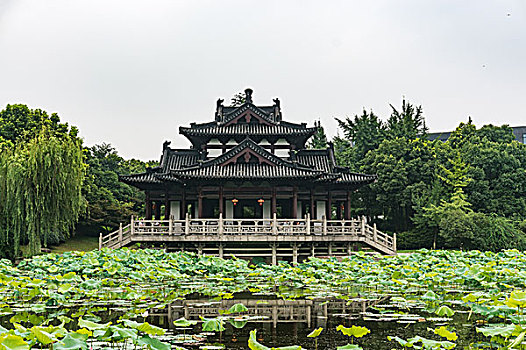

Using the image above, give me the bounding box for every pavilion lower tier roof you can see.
[120,165,376,186]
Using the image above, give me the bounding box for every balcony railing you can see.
[100,214,396,255]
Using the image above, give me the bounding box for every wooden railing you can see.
[100,214,396,254]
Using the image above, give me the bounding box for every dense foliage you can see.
[2,249,526,349]
[307,120,328,149]
[335,101,526,251]
[0,104,154,258]
[0,106,85,259]
[78,143,155,235]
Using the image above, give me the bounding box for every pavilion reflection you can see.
[148,297,383,329]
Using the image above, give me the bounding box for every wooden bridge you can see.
[99,214,396,263]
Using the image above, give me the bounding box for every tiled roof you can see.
[161,149,200,170]
[295,150,333,172]
[172,163,322,180]
[180,123,316,137]
[222,104,275,125]
[120,171,163,184]
[336,172,377,184]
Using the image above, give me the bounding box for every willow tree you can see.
[0,128,85,259]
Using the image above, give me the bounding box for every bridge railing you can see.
[100,214,396,253]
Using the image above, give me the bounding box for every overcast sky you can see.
[0,0,525,160]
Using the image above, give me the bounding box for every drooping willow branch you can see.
[0,128,85,259]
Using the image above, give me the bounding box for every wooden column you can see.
[145,192,152,220]
[197,187,203,218]
[154,201,161,220]
[327,191,332,220]
[219,186,224,215]
[292,244,298,265]
[180,188,186,219]
[218,243,224,258]
[345,191,351,220]
[310,189,315,219]
[271,188,277,216]
[292,186,298,219]
[164,192,170,219]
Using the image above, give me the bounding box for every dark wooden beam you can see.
[271,188,277,215]
[198,187,203,218]
[145,191,152,220]
[292,186,298,219]
[154,201,161,220]
[180,188,186,219]
[164,192,170,219]
[345,191,351,220]
[327,191,332,219]
[219,186,224,214]
[310,189,315,219]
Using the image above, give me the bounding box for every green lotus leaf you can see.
[476,324,517,338]
[229,319,248,329]
[120,320,165,336]
[336,344,362,350]
[507,291,526,309]
[173,317,198,328]
[336,325,370,338]
[29,327,55,345]
[136,335,171,350]
[508,330,526,349]
[77,318,111,331]
[0,334,29,350]
[228,303,248,314]
[430,326,458,341]
[435,305,455,317]
[307,327,323,338]
[200,317,225,332]
[248,329,301,350]
[53,333,87,350]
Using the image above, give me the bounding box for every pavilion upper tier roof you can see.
[179,89,316,148]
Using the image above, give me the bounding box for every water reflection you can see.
[148,297,381,331]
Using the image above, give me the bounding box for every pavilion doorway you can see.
[233,199,263,219]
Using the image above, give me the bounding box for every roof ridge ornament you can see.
[273,98,281,122]
[245,88,253,104]
[215,99,224,122]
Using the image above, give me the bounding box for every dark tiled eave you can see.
[180,124,315,137]
[171,163,323,180]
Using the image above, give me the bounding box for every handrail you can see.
[99,216,396,254]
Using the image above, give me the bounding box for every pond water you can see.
[139,294,480,349]
[0,290,481,349]
[3,249,525,349]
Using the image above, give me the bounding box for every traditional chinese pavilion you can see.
[109,89,395,260]
[121,89,377,221]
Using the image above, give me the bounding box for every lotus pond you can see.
[2,249,526,349]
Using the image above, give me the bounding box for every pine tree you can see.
[307,120,328,149]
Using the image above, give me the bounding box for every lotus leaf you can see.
[53,333,87,350]
[336,325,370,338]
[307,327,323,338]
[0,335,29,350]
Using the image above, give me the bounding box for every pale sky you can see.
[0,0,525,160]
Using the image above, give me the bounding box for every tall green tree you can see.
[0,104,78,143]
[386,99,427,140]
[0,128,85,259]
[307,120,328,149]
[335,110,385,168]
[78,144,154,234]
